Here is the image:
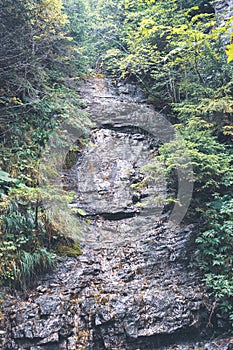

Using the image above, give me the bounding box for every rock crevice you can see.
[1,78,232,350]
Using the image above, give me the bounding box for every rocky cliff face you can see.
[214,0,233,41]
[1,221,232,350]
[214,0,233,21]
[0,79,232,350]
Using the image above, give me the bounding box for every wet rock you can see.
[1,78,232,350]
[37,332,59,344]
[36,295,62,316]
[2,222,231,349]
[69,129,165,217]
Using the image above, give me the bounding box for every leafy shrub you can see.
[0,199,56,288]
[196,195,233,321]
[158,117,232,210]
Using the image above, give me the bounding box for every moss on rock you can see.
[57,241,82,257]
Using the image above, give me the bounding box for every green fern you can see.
[17,248,56,288]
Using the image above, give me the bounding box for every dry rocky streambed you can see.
[0,78,232,349]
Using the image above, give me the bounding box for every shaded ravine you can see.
[1,78,232,350]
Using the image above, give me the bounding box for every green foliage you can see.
[63,0,94,75]
[91,0,233,322]
[95,0,233,131]
[0,0,69,100]
[0,0,91,289]
[0,199,56,288]
[0,171,20,199]
[158,117,232,320]
[159,118,231,194]
[195,195,233,320]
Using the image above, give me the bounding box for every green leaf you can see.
[71,208,87,216]
[0,170,18,184]
[226,43,233,63]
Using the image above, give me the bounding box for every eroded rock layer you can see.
[2,221,231,350]
[1,78,232,350]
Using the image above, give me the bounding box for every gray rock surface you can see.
[1,223,232,349]
[214,0,233,41]
[0,78,232,349]
[214,0,233,21]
